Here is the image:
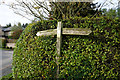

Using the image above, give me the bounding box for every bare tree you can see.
[4,0,116,21]
[8,0,50,20]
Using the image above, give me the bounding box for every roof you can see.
[1,27,13,32]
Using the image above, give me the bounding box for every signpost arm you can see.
[56,22,62,78]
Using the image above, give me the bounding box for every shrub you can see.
[12,17,120,79]
[10,22,24,39]
[11,29,23,39]
[0,38,7,48]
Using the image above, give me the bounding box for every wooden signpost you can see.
[36,22,92,78]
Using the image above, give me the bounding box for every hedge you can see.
[12,17,120,79]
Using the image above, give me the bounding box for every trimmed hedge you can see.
[12,17,120,79]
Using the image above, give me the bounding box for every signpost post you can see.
[36,22,92,78]
[56,22,62,78]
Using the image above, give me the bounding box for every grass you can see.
[0,73,13,80]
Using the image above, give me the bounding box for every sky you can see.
[0,0,119,26]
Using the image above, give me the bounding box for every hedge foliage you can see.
[13,17,120,79]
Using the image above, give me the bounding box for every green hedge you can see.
[12,17,120,79]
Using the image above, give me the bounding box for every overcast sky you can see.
[0,0,119,26]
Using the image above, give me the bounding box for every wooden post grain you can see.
[56,22,62,78]
[36,28,92,36]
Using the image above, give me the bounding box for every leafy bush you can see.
[12,17,120,79]
[11,29,23,39]
[11,22,24,31]
[10,22,24,39]
[0,38,7,48]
